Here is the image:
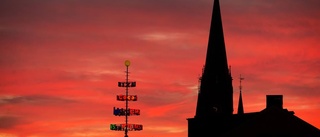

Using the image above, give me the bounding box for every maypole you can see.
[110,60,143,137]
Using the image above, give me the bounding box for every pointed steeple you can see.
[204,0,228,73]
[237,75,244,114]
[195,0,233,117]
[237,91,244,114]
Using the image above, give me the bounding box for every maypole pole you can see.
[124,60,130,137]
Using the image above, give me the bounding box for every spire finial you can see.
[239,74,244,92]
[237,74,244,114]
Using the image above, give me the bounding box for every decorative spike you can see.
[237,75,244,114]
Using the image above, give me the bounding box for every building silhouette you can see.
[187,0,320,136]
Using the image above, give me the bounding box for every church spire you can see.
[195,0,233,117]
[237,75,244,114]
[204,0,228,73]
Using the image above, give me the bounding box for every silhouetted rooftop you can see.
[221,107,320,137]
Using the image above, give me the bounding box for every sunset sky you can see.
[1,0,320,136]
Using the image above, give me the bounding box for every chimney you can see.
[266,95,283,109]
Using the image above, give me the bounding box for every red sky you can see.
[1,0,320,136]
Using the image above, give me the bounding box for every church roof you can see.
[221,108,320,137]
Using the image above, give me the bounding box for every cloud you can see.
[0,95,75,106]
[138,32,188,41]
[0,115,23,129]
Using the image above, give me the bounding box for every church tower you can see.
[188,0,233,136]
[195,0,233,117]
[188,0,320,136]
